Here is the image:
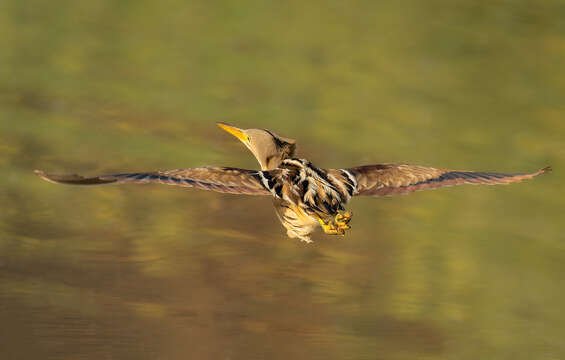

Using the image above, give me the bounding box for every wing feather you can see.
[34,167,271,195]
[344,164,551,196]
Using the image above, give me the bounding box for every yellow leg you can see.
[335,211,352,230]
[317,216,344,235]
[317,210,353,236]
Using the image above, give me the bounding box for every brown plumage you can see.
[34,167,270,195]
[347,164,552,196]
[35,123,551,243]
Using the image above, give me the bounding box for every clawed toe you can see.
[335,211,352,230]
[317,211,352,236]
[335,211,352,223]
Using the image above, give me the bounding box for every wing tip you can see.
[540,166,552,174]
[33,169,116,185]
[34,169,60,184]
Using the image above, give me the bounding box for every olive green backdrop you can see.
[0,1,563,359]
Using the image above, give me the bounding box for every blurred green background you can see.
[0,1,563,359]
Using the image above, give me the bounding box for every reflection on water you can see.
[2,199,445,360]
[1,1,564,359]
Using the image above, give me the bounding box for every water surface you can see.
[1,1,564,359]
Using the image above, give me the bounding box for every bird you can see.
[34,123,551,243]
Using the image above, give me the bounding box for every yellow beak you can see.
[217,122,250,144]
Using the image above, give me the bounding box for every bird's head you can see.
[217,122,296,170]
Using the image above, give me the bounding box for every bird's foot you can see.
[319,220,345,235]
[335,211,352,230]
[318,211,352,236]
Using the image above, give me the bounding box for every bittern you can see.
[35,123,551,243]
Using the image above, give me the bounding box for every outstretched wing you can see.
[341,164,551,196]
[34,167,271,196]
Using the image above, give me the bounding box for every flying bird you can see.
[35,123,551,243]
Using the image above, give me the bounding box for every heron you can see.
[35,123,551,243]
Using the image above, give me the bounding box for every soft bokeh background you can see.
[1,1,563,359]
